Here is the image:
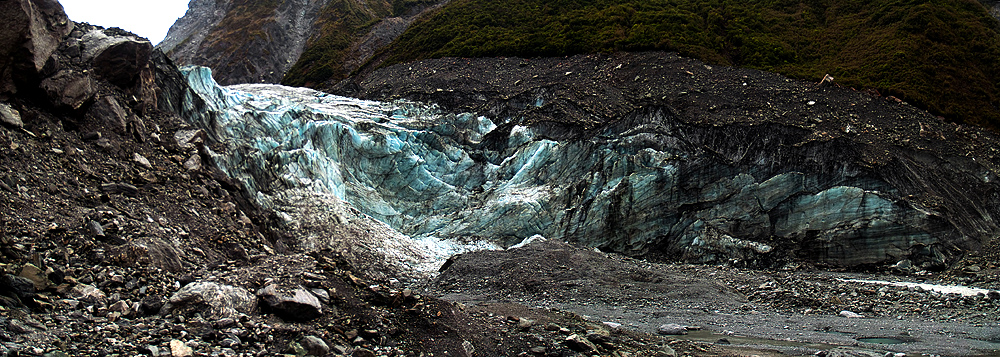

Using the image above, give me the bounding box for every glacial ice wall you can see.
[179,66,950,270]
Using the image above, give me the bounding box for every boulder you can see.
[257,284,324,321]
[0,0,73,94]
[564,334,598,353]
[85,95,130,132]
[0,103,23,128]
[1,274,36,302]
[69,284,106,305]
[300,335,330,356]
[164,281,257,320]
[18,263,50,290]
[183,154,202,171]
[656,323,688,335]
[839,310,864,318]
[81,29,152,88]
[40,70,95,109]
[174,129,207,150]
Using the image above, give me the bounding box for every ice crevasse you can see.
[178,66,947,274]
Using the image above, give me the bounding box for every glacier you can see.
[177,66,952,275]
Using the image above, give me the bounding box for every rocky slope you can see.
[159,0,444,86]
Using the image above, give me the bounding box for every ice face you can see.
[178,66,945,273]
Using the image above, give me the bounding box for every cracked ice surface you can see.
[179,66,942,274]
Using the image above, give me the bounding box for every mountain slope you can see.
[159,0,443,86]
[377,0,1000,130]
[159,0,340,85]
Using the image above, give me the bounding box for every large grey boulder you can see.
[164,281,257,320]
[0,0,73,94]
[257,284,325,321]
[81,29,152,88]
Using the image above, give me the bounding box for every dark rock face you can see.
[0,0,73,95]
[158,0,334,85]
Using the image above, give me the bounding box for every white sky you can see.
[59,0,191,45]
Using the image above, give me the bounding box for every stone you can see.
[164,281,256,320]
[100,182,139,195]
[219,337,240,348]
[108,300,130,313]
[301,335,329,356]
[140,295,164,315]
[40,70,95,109]
[174,129,206,150]
[8,319,36,334]
[80,29,152,88]
[517,317,534,330]
[183,154,202,171]
[462,340,476,356]
[1,274,36,300]
[656,323,687,335]
[169,339,193,357]
[85,96,131,133]
[564,334,598,353]
[87,220,105,237]
[309,288,330,304]
[18,263,50,290]
[586,332,614,348]
[286,341,306,355]
[839,310,864,318]
[0,0,73,94]
[891,260,916,274]
[0,103,22,128]
[69,284,106,304]
[659,345,678,357]
[352,348,376,357]
[257,284,323,321]
[133,153,152,169]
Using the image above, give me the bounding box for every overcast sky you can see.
[59,0,191,45]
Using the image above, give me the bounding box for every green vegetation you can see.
[378,0,1000,129]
